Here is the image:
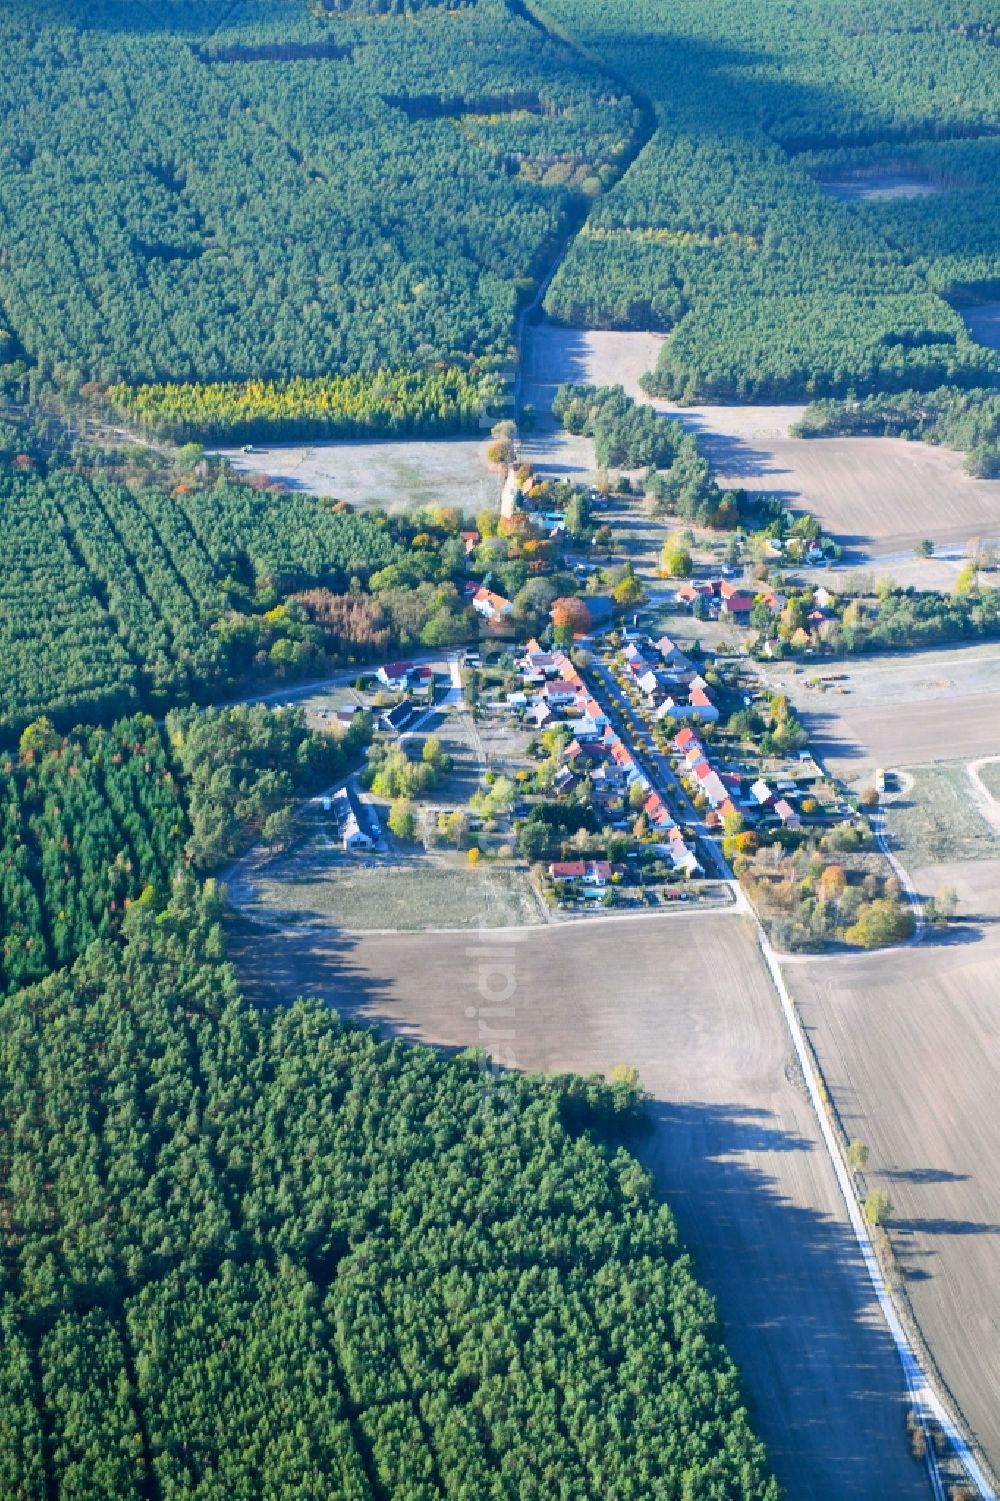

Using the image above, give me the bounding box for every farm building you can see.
[380,700,413,734]
[333,786,374,851]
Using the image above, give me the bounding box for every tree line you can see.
[110,365,506,443]
[0,878,779,1500]
[794,386,1000,478]
[0,0,636,412]
[538,0,999,401]
[552,383,743,527]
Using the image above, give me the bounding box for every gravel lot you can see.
[232,909,925,1501]
[214,433,502,512]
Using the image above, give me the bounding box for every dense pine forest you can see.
[0,0,995,421]
[0,728,781,1499]
[0,440,487,733]
[0,0,637,427]
[0,716,184,995]
[539,0,1000,400]
[0,881,779,1500]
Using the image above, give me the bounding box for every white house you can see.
[472,586,514,621]
[377,660,414,692]
[563,714,602,742]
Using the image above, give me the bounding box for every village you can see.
[219,422,1000,1501]
[223,443,928,951]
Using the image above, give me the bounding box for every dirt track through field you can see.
[968,758,1000,834]
[792,910,1000,1482]
[232,910,925,1500]
[521,322,1000,560]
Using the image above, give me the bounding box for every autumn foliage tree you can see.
[550,597,593,637]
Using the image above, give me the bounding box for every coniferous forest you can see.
[0,731,780,1499]
[2,0,996,424]
[6,1,998,1494]
[0,0,637,430]
[537,0,1000,400]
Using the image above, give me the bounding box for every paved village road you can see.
[582,646,990,1499]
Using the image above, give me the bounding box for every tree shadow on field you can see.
[676,423,793,486]
[522,323,592,398]
[227,915,400,1022]
[592,1081,893,1477]
[893,1216,1000,1237]
[921,918,991,947]
[884,1166,971,1186]
[795,709,867,765]
[637,1099,922,1501]
[230,914,924,1500]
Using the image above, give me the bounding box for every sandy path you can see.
[967,758,1000,834]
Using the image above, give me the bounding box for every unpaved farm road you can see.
[579,662,984,1496]
[230,658,993,1500]
[967,757,1000,834]
[229,636,995,1496]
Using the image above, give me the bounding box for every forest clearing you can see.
[525,322,1000,562]
[215,433,502,512]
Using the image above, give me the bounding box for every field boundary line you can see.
[760,929,996,1500]
[874,791,925,941]
[233,902,738,940]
